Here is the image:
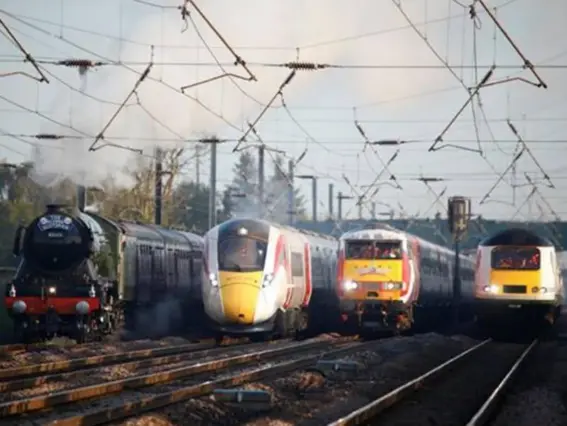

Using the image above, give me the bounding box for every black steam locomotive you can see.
[5,204,205,343]
[5,205,119,343]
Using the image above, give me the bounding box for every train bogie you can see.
[202,218,339,340]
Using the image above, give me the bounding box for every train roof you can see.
[120,221,204,247]
[339,224,474,261]
[479,228,554,247]
[149,225,195,244]
[175,230,204,248]
[213,217,337,243]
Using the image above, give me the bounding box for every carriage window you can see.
[491,247,540,270]
[345,241,402,260]
[291,252,303,277]
[218,236,267,272]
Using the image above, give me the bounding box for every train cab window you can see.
[218,236,267,272]
[491,247,541,270]
[345,240,402,260]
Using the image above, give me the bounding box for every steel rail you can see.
[47,338,366,426]
[465,339,539,426]
[0,337,355,417]
[326,339,493,426]
[0,340,229,380]
[0,339,280,393]
[326,338,540,426]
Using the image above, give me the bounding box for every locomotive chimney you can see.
[76,185,86,212]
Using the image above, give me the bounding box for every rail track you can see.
[327,338,538,426]
[0,339,278,394]
[0,338,248,380]
[0,335,362,425]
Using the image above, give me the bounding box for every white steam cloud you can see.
[30,0,453,187]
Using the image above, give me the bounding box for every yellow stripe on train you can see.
[343,259,403,282]
[218,271,263,324]
[489,270,541,287]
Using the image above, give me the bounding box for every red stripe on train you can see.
[336,248,345,297]
[4,297,101,315]
[302,243,312,306]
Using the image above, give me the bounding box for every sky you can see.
[1,0,567,222]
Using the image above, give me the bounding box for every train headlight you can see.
[8,284,16,298]
[12,300,26,314]
[384,282,403,290]
[483,285,499,293]
[262,273,274,288]
[209,273,219,287]
[540,287,548,294]
[47,286,56,295]
[343,280,358,291]
[88,285,96,298]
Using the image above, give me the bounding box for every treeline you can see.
[0,146,307,266]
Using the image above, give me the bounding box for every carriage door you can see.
[137,245,150,304]
[288,250,304,309]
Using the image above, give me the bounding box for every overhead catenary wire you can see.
[0,17,49,83]
[354,120,402,189]
[473,0,547,88]
[1,3,565,224]
[0,9,243,133]
[180,2,259,100]
[89,59,153,152]
[232,70,296,152]
[506,120,555,188]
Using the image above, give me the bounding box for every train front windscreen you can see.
[490,246,541,271]
[216,220,270,273]
[345,240,402,260]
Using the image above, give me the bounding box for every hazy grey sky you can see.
[1,0,566,221]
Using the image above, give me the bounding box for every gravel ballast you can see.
[115,332,482,426]
[490,333,567,426]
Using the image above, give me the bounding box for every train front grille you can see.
[502,285,527,294]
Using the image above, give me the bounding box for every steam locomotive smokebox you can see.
[22,205,92,273]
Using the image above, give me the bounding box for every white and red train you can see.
[201,218,339,340]
[336,224,476,332]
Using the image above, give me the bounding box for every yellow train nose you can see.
[218,272,262,324]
